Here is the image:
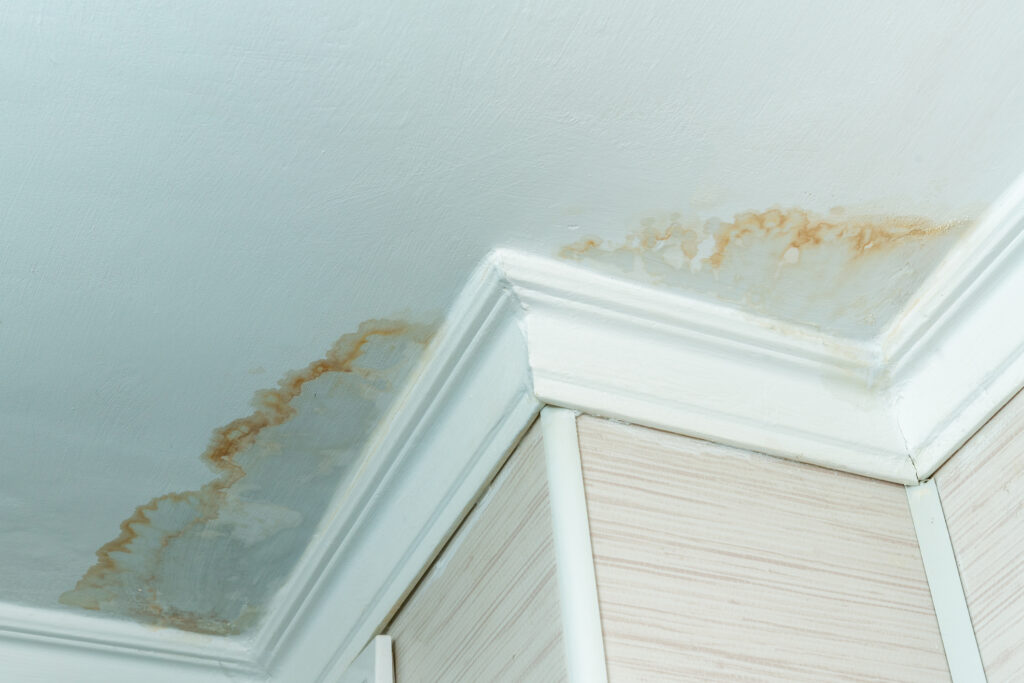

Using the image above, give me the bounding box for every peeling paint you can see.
[560,207,972,339]
[60,319,435,635]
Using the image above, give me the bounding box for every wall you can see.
[386,422,565,682]
[576,415,948,681]
[935,389,1024,681]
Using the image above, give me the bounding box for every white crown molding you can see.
[6,175,1024,680]
[882,171,1024,478]
[494,248,917,484]
[0,603,262,682]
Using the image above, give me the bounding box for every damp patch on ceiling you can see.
[560,207,973,340]
[59,319,435,636]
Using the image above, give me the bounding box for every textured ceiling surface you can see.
[3,0,1024,637]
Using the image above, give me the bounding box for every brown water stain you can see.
[562,208,957,267]
[559,207,972,339]
[60,319,435,635]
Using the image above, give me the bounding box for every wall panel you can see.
[387,422,565,683]
[577,415,948,682]
[936,389,1024,681]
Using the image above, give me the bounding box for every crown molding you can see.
[494,249,916,483]
[882,172,1024,478]
[5,175,1023,680]
[0,603,261,682]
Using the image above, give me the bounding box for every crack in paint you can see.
[60,319,435,635]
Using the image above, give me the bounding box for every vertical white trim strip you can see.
[373,635,394,683]
[906,481,986,682]
[540,407,609,683]
[336,635,393,683]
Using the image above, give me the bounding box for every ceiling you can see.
[3,0,1024,639]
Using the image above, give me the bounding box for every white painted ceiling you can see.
[3,0,1024,637]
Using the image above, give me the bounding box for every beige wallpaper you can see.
[577,415,948,682]
[387,421,566,682]
[936,389,1024,681]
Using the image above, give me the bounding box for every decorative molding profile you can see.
[882,171,1024,478]
[3,172,1023,681]
[496,165,1024,484]
[0,602,260,683]
[497,248,916,483]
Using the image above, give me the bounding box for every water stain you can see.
[560,207,972,339]
[60,319,435,635]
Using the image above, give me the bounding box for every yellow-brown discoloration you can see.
[562,208,958,267]
[560,207,972,339]
[60,319,434,635]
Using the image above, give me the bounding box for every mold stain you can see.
[60,319,435,635]
[560,207,972,339]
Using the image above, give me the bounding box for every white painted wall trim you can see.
[336,636,393,683]
[496,248,917,483]
[906,481,986,682]
[885,171,1024,478]
[0,603,262,682]
[539,407,609,683]
[492,165,1024,483]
